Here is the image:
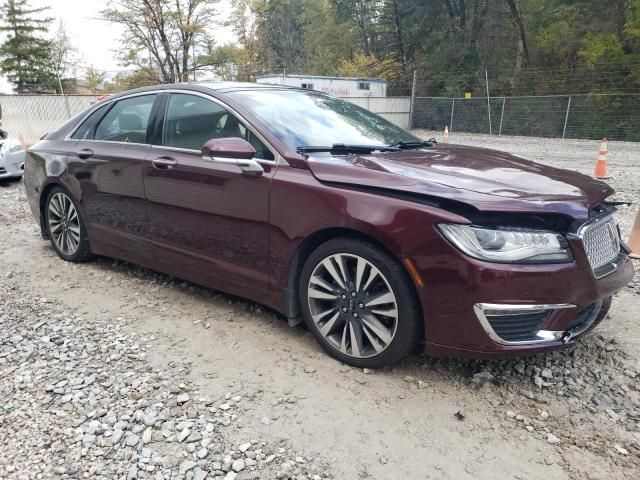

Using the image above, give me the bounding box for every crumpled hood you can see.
[306,144,613,219]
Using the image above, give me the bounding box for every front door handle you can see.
[152,157,177,170]
[77,148,94,159]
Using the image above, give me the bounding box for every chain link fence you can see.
[2,91,638,145]
[412,94,640,141]
[0,93,412,145]
[1,95,99,144]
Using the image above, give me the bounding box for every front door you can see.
[143,92,277,301]
[69,93,159,266]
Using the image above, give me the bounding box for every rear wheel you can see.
[299,238,422,368]
[45,187,91,262]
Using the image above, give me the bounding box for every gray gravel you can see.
[0,272,329,479]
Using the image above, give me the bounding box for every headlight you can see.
[1,138,24,154]
[8,142,24,154]
[438,223,573,264]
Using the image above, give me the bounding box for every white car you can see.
[0,129,26,180]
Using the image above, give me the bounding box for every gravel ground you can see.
[2,134,640,480]
[1,253,328,479]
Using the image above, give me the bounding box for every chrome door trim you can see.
[204,156,265,175]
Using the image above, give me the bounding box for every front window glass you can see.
[95,94,157,143]
[226,89,418,150]
[163,93,274,160]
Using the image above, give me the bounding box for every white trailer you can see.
[255,74,387,97]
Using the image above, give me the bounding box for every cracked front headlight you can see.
[438,223,573,264]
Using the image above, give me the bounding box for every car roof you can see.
[103,82,305,102]
[195,81,302,93]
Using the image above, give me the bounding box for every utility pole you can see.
[485,70,492,135]
[57,73,71,119]
[409,71,417,129]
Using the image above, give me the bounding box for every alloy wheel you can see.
[307,253,399,359]
[47,192,81,256]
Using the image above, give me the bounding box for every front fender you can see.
[268,166,469,313]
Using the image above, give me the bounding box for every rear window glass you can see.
[94,95,157,144]
[71,105,109,140]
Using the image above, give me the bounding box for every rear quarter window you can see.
[71,105,109,140]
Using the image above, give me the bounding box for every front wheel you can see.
[299,238,422,368]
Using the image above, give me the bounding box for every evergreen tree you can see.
[0,0,56,93]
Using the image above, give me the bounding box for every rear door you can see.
[70,93,160,266]
[143,91,277,301]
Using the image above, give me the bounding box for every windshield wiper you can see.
[388,139,437,149]
[297,143,400,154]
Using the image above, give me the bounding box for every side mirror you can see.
[201,137,263,175]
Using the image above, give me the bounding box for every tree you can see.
[259,0,307,72]
[299,0,356,75]
[84,66,107,92]
[104,69,159,93]
[224,0,640,96]
[0,0,56,92]
[228,0,264,78]
[51,20,80,84]
[102,0,219,83]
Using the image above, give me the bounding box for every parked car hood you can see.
[306,144,613,219]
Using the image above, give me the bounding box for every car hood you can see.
[306,144,613,219]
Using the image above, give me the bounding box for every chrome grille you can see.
[581,215,621,273]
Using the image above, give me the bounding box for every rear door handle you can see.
[152,157,177,169]
[77,148,94,159]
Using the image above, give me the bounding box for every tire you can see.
[44,186,91,262]
[299,237,422,368]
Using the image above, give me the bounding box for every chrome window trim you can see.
[473,303,576,346]
[66,91,159,141]
[150,143,283,165]
[64,87,289,166]
[150,141,284,165]
[63,138,151,148]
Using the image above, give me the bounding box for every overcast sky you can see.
[0,0,235,93]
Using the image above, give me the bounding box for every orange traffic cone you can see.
[594,138,610,179]
[444,126,449,144]
[628,210,640,260]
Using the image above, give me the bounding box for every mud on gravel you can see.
[1,132,640,480]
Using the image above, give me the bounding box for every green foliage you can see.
[579,33,624,64]
[0,0,57,93]
[104,70,158,93]
[84,66,107,93]
[226,0,640,97]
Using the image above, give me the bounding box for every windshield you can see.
[226,89,419,150]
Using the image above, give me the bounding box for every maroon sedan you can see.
[24,83,634,368]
